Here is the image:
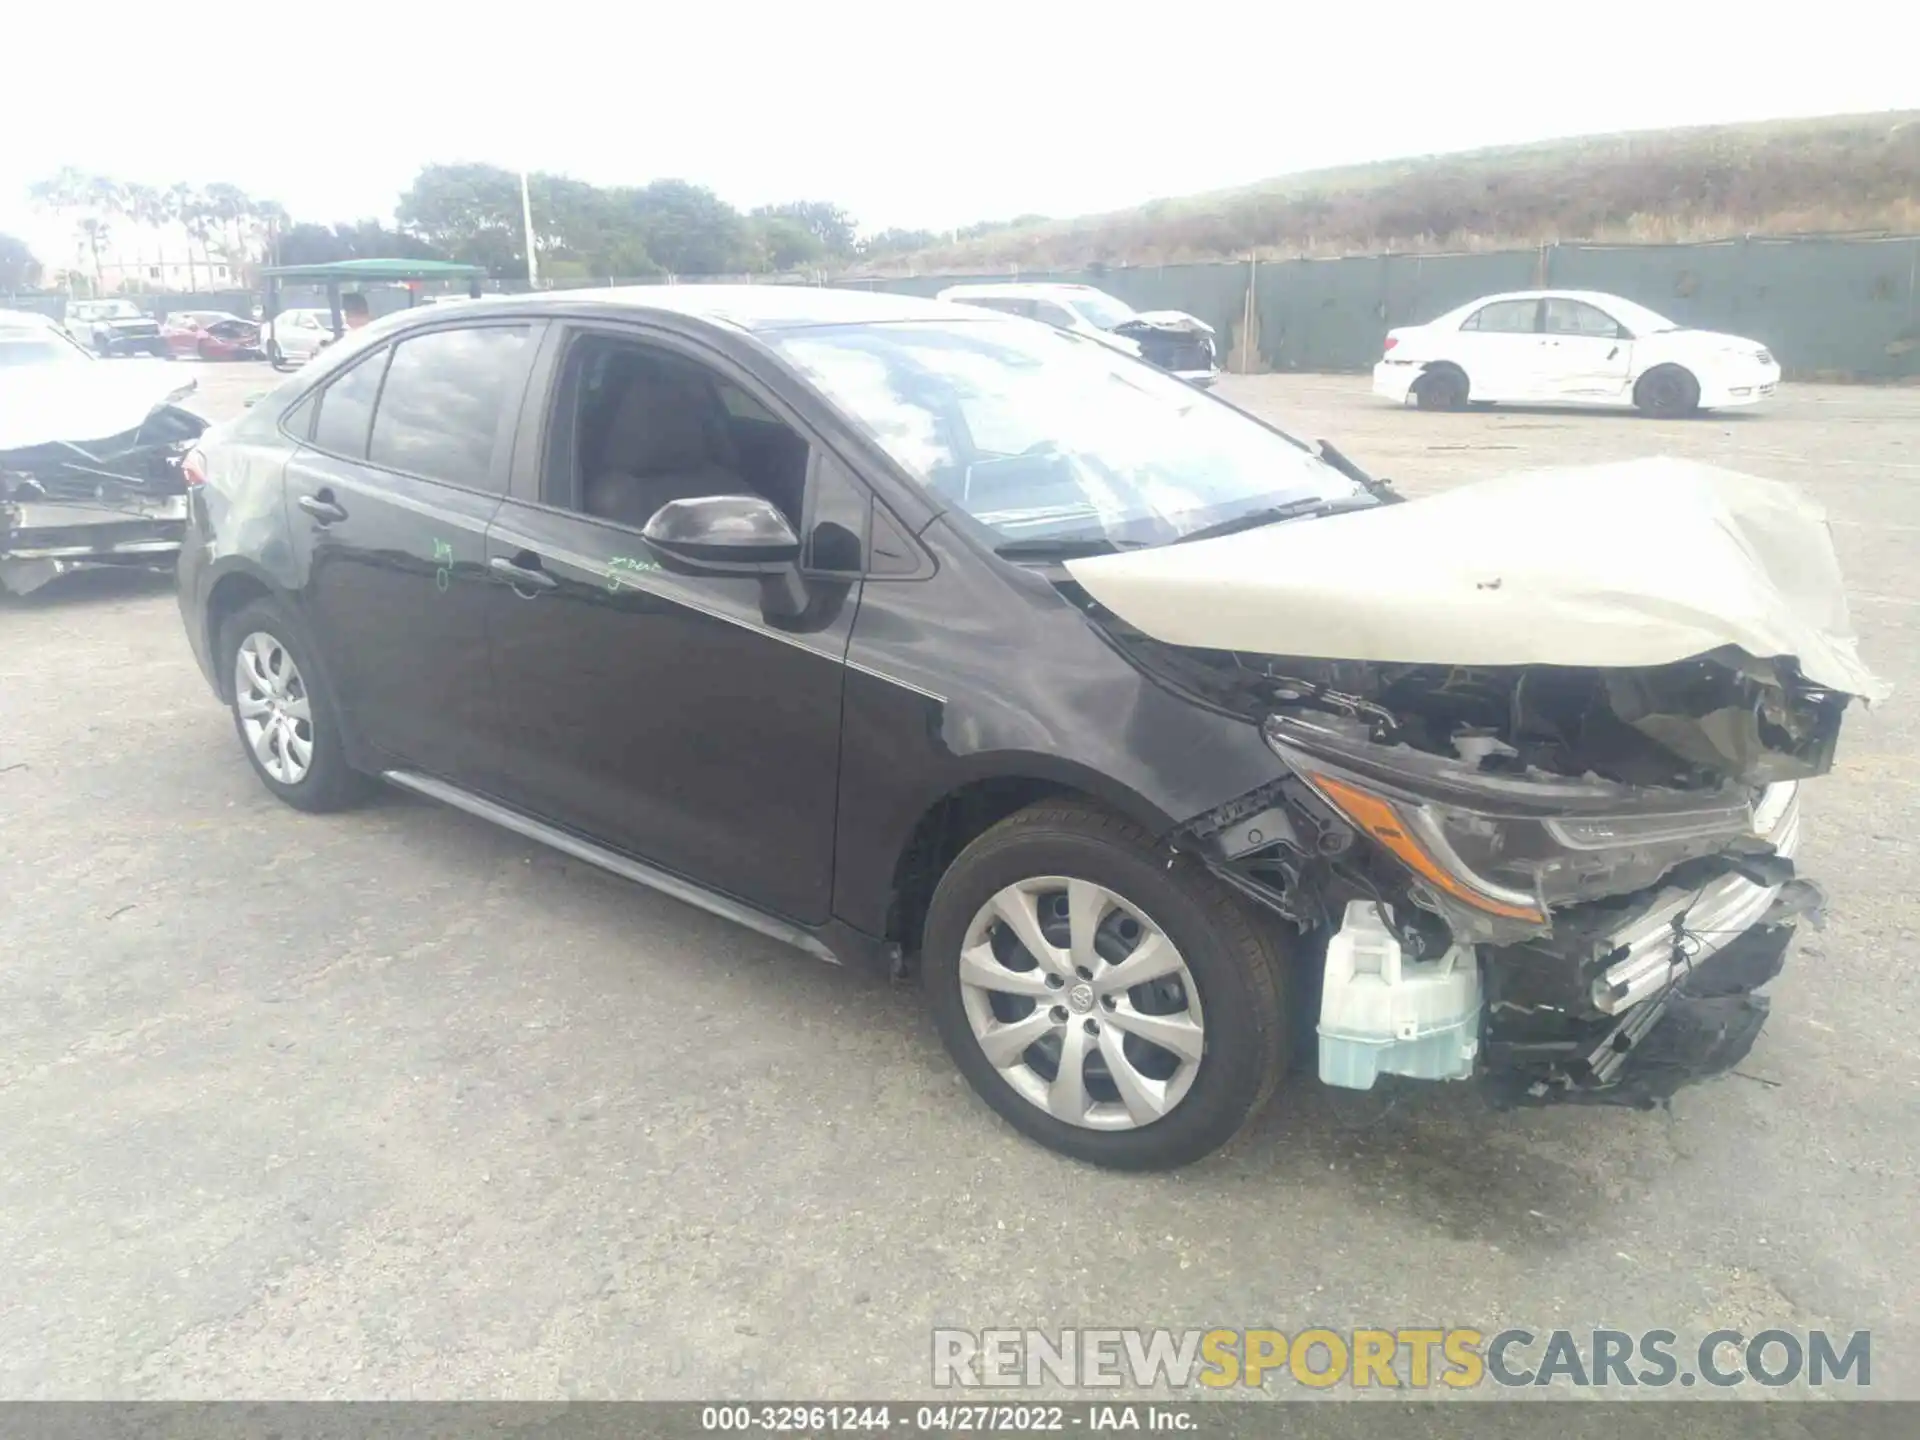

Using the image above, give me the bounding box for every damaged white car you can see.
[1,311,207,596]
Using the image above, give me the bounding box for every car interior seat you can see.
[583,359,746,529]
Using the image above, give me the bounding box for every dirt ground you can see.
[2,363,1914,1398]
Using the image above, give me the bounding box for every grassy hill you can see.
[896,111,1920,272]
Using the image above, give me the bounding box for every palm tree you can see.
[175,186,217,290]
[248,198,290,280]
[123,184,163,290]
[77,216,111,289]
[201,182,252,284]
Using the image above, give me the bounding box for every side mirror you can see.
[642,494,801,572]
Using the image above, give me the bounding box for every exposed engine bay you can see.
[1100,632,1849,793]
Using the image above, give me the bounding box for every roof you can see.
[1450,289,1636,306]
[935,282,1105,299]
[261,258,490,281]
[385,284,978,332]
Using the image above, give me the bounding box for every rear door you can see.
[284,320,539,786]
[1540,297,1634,402]
[1448,297,1545,400]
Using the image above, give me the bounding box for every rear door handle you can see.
[297,493,348,524]
[489,553,558,592]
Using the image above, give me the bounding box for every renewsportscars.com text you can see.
[931,1327,1871,1391]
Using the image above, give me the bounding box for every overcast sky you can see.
[3,0,1914,266]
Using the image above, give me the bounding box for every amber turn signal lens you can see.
[1309,774,1546,923]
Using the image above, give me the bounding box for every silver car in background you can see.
[259,307,340,367]
[938,281,1221,386]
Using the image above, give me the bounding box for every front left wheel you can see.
[924,800,1291,1170]
[220,598,371,813]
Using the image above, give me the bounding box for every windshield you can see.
[1067,290,1137,330]
[1601,295,1682,334]
[772,318,1362,550]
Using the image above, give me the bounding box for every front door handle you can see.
[489,553,558,593]
[297,492,348,525]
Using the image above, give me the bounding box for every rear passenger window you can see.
[368,326,530,491]
[1462,299,1539,334]
[309,349,388,458]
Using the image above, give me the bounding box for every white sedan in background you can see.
[1373,289,1780,416]
[259,308,340,367]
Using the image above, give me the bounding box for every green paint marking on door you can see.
[433,539,454,593]
[606,555,661,591]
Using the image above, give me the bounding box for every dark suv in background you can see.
[175,287,1868,1169]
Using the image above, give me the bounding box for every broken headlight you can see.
[1264,716,1781,938]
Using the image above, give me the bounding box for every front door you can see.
[483,325,860,924]
[1540,297,1635,402]
[285,321,538,785]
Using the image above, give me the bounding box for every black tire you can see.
[218,597,371,813]
[1634,364,1700,418]
[923,799,1290,1170]
[1413,365,1469,411]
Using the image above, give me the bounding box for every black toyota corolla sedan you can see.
[176,287,1877,1169]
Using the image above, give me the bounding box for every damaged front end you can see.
[1,397,206,596]
[1134,634,1856,1108]
[1112,312,1219,383]
[1057,458,1887,1109]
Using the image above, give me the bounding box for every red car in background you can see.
[160,311,263,361]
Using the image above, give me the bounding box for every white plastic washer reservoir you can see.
[1317,899,1482,1089]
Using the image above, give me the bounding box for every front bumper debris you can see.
[1483,922,1793,1108]
[0,497,189,594]
[1,399,203,595]
[1187,774,1818,1109]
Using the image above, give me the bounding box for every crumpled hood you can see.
[1064,457,1889,702]
[0,362,197,453]
[1115,310,1215,338]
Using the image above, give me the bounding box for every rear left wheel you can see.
[924,800,1290,1170]
[1413,365,1469,411]
[220,598,371,813]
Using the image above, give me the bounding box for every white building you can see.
[49,220,253,295]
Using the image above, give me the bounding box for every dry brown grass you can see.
[885,111,1920,273]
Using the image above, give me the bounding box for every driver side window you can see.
[544,331,811,536]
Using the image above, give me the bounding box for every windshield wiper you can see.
[1173,494,1380,546]
[993,536,1146,559]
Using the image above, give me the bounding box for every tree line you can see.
[4,162,1052,293]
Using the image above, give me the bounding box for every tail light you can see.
[181,447,208,488]
[1383,335,1399,353]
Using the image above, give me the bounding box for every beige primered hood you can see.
[1064,457,1890,702]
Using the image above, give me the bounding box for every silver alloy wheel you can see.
[234,630,315,785]
[958,876,1206,1131]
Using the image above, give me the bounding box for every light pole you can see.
[520,169,539,289]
